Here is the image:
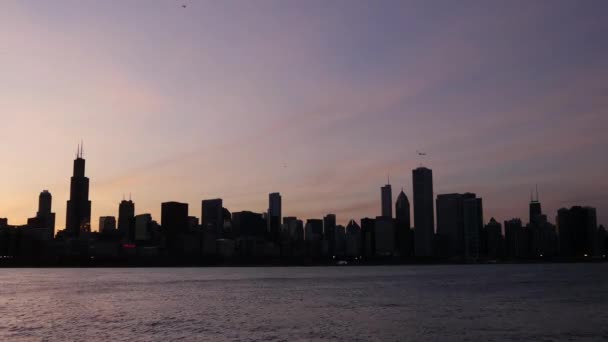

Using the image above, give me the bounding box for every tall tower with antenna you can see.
[65,142,91,236]
[529,185,542,225]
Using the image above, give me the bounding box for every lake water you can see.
[1,264,607,341]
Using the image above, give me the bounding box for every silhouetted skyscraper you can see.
[463,194,483,261]
[529,187,542,225]
[395,189,412,257]
[65,144,91,236]
[99,216,117,233]
[38,190,52,218]
[557,206,598,257]
[413,167,434,257]
[395,190,411,230]
[324,214,337,255]
[381,183,392,218]
[202,199,224,237]
[118,198,135,241]
[27,190,56,240]
[268,193,282,244]
[436,193,466,258]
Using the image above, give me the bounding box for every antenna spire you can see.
[535,184,539,202]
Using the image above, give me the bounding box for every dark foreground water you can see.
[1,264,607,341]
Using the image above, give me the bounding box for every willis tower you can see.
[65,143,91,236]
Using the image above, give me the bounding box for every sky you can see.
[1,0,607,230]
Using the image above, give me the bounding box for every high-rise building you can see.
[134,214,152,241]
[395,190,411,230]
[202,199,223,237]
[305,219,323,242]
[324,214,336,255]
[345,219,361,257]
[161,201,189,238]
[528,188,542,223]
[118,198,135,240]
[436,193,466,258]
[395,189,412,257]
[30,190,56,232]
[99,216,117,233]
[485,218,503,259]
[268,193,282,244]
[413,167,434,257]
[463,195,483,261]
[65,144,91,236]
[435,192,481,260]
[504,218,525,259]
[374,216,395,256]
[381,183,392,218]
[38,190,52,218]
[557,206,598,257]
[232,211,266,238]
[284,217,303,242]
[361,217,376,257]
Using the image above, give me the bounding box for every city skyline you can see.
[1,1,608,228]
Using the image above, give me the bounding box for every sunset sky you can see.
[1,0,607,230]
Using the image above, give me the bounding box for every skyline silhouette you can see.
[1,1,608,229]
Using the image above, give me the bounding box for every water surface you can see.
[1,264,607,341]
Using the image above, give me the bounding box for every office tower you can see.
[334,225,346,256]
[305,219,323,242]
[99,216,116,233]
[413,167,434,257]
[283,217,299,241]
[118,198,135,240]
[485,218,503,259]
[463,195,483,261]
[374,216,395,256]
[529,187,542,225]
[134,214,152,241]
[38,190,52,218]
[395,189,412,257]
[232,211,266,238]
[360,217,376,257]
[557,206,598,257]
[268,193,282,244]
[324,214,336,255]
[202,199,223,237]
[345,219,361,257]
[381,183,392,218]
[504,218,525,259]
[65,143,91,236]
[26,190,56,239]
[395,190,411,230]
[161,202,189,241]
[436,193,466,258]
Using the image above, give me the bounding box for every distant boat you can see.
[337,260,348,266]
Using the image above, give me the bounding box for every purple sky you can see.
[1,0,607,229]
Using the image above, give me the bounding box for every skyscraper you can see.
[436,193,466,258]
[463,195,483,261]
[395,189,412,257]
[413,167,434,257]
[65,144,91,236]
[202,199,224,237]
[27,190,56,240]
[529,187,542,225]
[268,192,282,244]
[99,216,117,233]
[118,198,135,241]
[395,190,411,230]
[324,214,336,255]
[381,183,392,218]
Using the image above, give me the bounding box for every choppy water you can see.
[1,264,607,341]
